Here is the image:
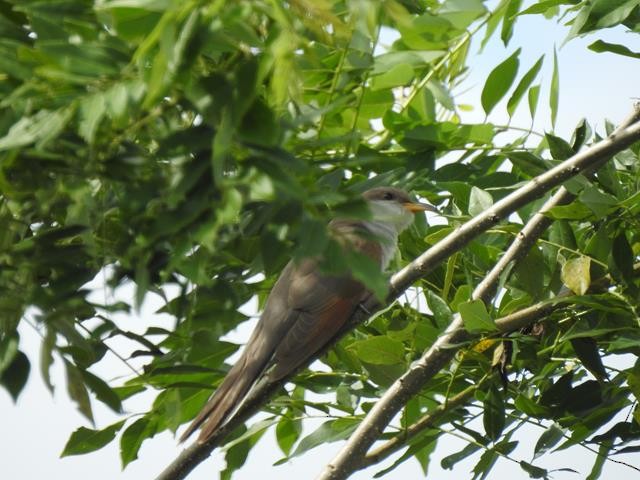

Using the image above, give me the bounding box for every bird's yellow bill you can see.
[403,201,438,213]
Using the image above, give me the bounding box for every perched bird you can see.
[180,186,435,443]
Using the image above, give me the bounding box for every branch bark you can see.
[157,107,640,480]
[316,110,640,480]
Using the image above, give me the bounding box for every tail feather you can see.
[180,264,299,443]
[179,357,257,443]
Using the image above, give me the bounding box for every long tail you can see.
[179,328,271,443]
[180,263,299,443]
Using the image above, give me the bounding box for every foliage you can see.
[0,0,639,479]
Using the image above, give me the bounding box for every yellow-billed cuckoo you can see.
[180,187,435,443]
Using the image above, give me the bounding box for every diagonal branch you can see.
[356,259,640,470]
[316,108,640,480]
[360,376,487,468]
[156,107,640,480]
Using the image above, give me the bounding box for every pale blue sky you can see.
[3,7,639,480]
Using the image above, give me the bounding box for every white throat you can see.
[363,220,399,268]
[363,200,415,268]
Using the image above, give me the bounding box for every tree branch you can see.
[316,109,640,480]
[360,256,640,470]
[354,186,574,471]
[360,376,486,468]
[157,108,640,480]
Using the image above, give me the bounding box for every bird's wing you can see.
[268,230,383,380]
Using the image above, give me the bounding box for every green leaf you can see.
[371,51,444,75]
[341,249,389,301]
[570,337,608,381]
[221,421,269,480]
[512,247,545,300]
[426,289,453,327]
[515,394,550,417]
[468,186,493,216]
[61,421,126,457]
[79,93,107,144]
[545,133,574,160]
[519,0,575,15]
[347,336,405,365]
[508,151,548,176]
[578,187,617,218]
[0,350,30,402]
[439,0,488,29]
[105,82,130,123]
[483,384,505,441]
[296,218,329,258]
[586,440,612,480]
[370,63,414,90]
[290,419,359,458]
[528,84,541,120]
[40,327,56,393]
[595,0,639,28]
[81,370,123,413]
[472,447,499,479]
[360,84,394,116]
[549,47,559,129]
[540,371,573,408]
[458,299,497,333]
[596,161,623,198]
[501,0,522,45]
[374,432,438,477]
[441,443,480,470]
[276,416,302,456]
[211,106,234,183]
[547,201,593,220]
[533,423,565,458]
[612,233,637,289]
[481,48,521,115]
[571,118,591,151]
[519,461,549,478]
[427,80,455,111]
[64,361,94,423]
[561,256,591,295]
[627,368,640,403]
[588,40,640,59]
[0,335,19,375]
[507,55,544,118]
[120,417,158,468]
[584,227,611,264]
[481,0,509,50]
[0,109,73,151]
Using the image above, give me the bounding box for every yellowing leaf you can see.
[561,256,591,295]
[473,338,497,353]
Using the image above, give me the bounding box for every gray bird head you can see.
[363,186,437,233]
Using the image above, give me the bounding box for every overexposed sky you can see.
[3,7,639,480]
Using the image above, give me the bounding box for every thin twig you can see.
[369,15,490,148]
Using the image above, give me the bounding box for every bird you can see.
[180,186,435,443]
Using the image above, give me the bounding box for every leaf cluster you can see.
[0,1,638,479]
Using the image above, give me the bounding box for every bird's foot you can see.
[357,302,372,316]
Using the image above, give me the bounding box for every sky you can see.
[3,6,640,480]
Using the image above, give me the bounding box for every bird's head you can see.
[363,186,438,233]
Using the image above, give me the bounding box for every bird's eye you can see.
[382,192,394,200]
